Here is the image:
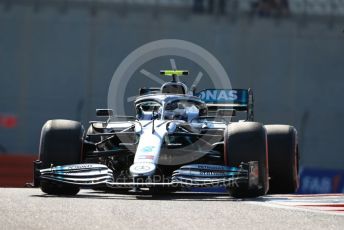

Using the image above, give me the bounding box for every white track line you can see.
[248,194,344,216]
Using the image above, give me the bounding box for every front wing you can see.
[36,162,260,191]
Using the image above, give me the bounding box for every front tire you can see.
[224,122,269,198]
[39,119,84,195]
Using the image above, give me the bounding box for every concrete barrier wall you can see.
[0,3,344,169]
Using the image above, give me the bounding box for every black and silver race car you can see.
[32,70,299,197]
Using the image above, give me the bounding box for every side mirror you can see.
[96,109,113,117]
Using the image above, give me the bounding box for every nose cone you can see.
[130,163,156,177]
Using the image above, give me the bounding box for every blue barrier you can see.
[298,167,344,194]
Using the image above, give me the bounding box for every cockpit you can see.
[135,97,207,121]
[135,70,207,121]
[163,99,207,121]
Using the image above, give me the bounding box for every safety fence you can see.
[1,0,344,17]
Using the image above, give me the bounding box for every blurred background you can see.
[0,0,344,192]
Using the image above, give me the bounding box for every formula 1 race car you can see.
[32,70,299,197]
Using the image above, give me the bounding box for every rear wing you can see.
[196,89,254,121]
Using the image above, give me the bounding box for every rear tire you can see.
[265,125,299,194]
[224,122,269,198]
[39,119,84,195]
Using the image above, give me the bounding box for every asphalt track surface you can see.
[0,188,343,230]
